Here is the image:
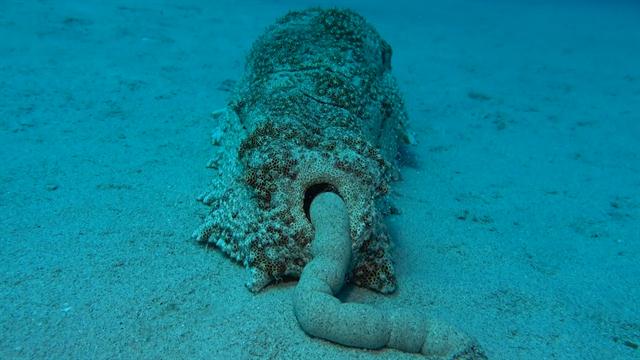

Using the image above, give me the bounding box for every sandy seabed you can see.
[1,1,639,359]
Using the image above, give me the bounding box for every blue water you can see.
[1,1,638,359]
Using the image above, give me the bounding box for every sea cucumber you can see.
[193,8,410,293]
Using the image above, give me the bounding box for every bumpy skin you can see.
[193,8,411,293]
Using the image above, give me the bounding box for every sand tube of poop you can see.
[193,8,486,359]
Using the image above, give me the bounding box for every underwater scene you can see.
[1,0,639,359]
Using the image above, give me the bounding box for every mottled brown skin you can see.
[194,8,410,293]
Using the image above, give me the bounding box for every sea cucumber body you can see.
[194,8,410,292]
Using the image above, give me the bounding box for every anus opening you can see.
[303,182,340,221]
